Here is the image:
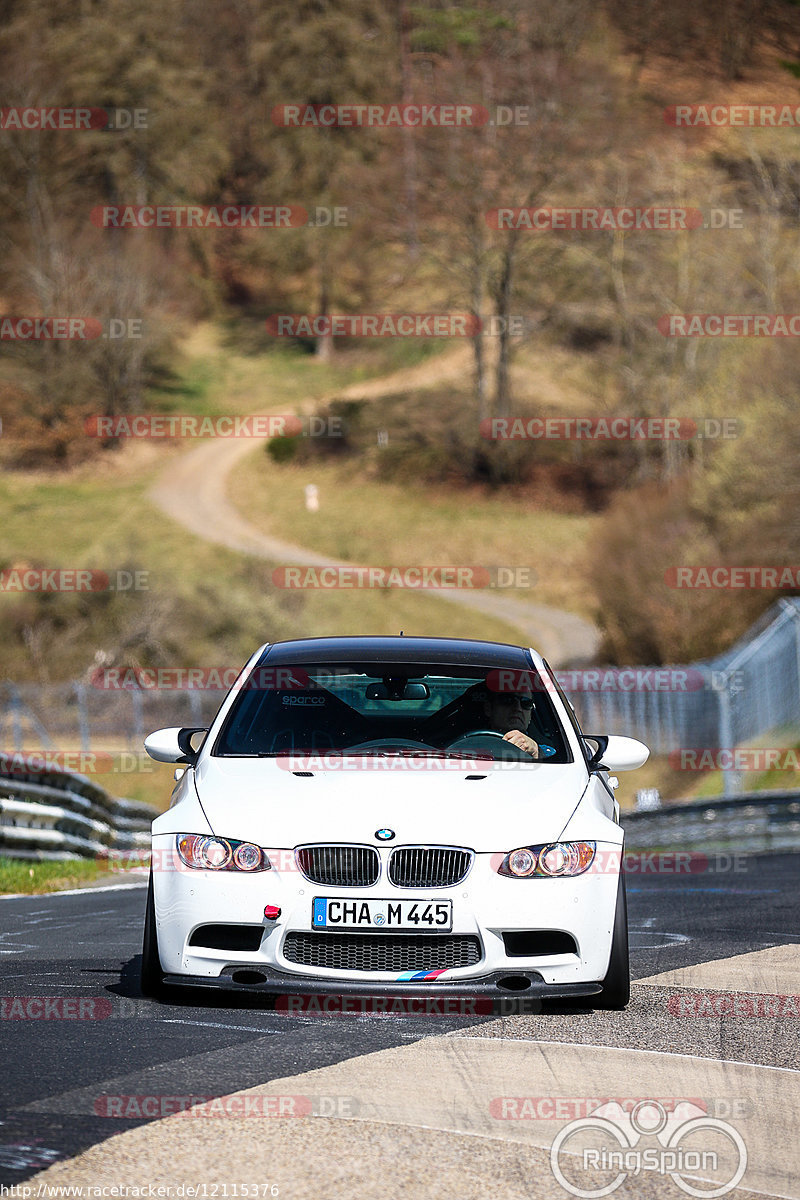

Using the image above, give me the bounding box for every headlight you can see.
[497,841,595,878]
[507,848,537,877]
[176,834,272,872]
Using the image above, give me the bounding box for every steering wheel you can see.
[341,738,436,752]
[445,730,557,760]
[450,729,509,742]
[445,730,530,760]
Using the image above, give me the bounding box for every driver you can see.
[482,691,539,758]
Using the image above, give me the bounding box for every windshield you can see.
[212,662,571,763]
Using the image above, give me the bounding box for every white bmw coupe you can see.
[141,636,649,1010]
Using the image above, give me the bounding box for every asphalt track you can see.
[1,853,798,1198]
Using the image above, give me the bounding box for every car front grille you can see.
[295,844,380,887]
[388,846,473,888]
[282,932,482,973]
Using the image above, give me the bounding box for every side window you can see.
[542,660,591,765]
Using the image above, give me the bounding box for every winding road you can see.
[149,351,600,667]
[2,856,798,1198]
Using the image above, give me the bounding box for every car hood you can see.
[192,755,590,851]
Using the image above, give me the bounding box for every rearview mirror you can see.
[365,682,430,701]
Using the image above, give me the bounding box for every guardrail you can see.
[0,752,156,860]
[623,790,800,855]
[3,749,797,862]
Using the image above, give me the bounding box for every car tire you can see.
[140,869,167,1001]
[594,872,630,1010]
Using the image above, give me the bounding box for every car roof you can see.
[259,635,535,668]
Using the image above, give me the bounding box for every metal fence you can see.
[1,598,799,796]
[572,597,800,793]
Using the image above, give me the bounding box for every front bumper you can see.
[151,834,622,990]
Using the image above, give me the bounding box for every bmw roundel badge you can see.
[375,828,395,841]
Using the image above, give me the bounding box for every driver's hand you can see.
[503,730,539,758]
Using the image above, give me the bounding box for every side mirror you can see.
[585,734,650,772]
[144,727,207,764]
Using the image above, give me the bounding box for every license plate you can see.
[312,897,453,932]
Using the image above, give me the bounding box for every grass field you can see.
[229,454,599,618]
[0,856,120,895]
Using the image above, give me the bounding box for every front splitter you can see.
[160,966,603,1012]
